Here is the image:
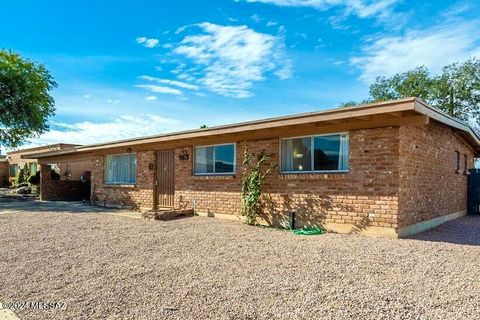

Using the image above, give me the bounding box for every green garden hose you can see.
[293,226,325,236]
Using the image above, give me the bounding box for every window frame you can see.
[104,153,137,185]
[463,154,468,175]
[455,151,460,174]
[193,143,236,176]
[279,132,349,174]
[9,164,18,177]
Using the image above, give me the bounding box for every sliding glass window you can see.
[281,133,349,173]
[194,144,235,175]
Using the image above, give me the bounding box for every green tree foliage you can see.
[0,50,57,148]
[341,59,480,124]
[241,148,277,225]
[14,163,30,186]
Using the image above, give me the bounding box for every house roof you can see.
[26,97,480,160]
[8,143,81,156]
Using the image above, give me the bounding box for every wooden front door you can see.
[156,150,175,207]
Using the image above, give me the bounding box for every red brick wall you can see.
[398,121,474,227]
[55,160,93,181]
[87,123,475,231]
[175,127,401,229]
[0,161,8,187]
[40,164,90,201]
[91,151,155,210]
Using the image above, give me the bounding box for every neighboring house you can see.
[27,98,480,237]
[4,144,92,188]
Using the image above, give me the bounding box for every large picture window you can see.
[194,143,235,175]
[280,133,349,173]
[104,153,137,184]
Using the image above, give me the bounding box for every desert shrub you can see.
[13,164,30,186]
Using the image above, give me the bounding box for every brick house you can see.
[28,98,480,237]
[2,144,93,195]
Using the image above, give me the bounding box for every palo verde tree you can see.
[342,58,480,126]
[0,50,57,149]
[241,147,277,225]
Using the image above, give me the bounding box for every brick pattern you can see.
[87,123,474,232]
[91,151,155,210]
[40,164,90,201]
[398,121,474,227]
[54,160,93,181]
[175,127,401,229]
[0,160,8,187]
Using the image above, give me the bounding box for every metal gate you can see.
[156,150,175,207]
[467,169,480,215]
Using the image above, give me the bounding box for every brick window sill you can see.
[192,175,236,180]
[102,184,136,188]
[279,171,349,180]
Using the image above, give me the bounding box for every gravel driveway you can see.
[1,202,480,320]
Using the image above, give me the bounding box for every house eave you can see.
[25,97,480,159]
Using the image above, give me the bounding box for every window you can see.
[194,144,235,175]
[281,133,349,173]
[455,151,460,173]
[464,154,468,175]
[29,163,38,175]
[9,164,18,177]
[104,153,137,184]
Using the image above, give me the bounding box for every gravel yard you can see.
[1,204,480,320]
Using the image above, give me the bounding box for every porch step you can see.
[142,208,194,221]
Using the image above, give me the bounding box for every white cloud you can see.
[135,84,182,95]
[266,20,278,27]
[31,115,182,146]
[350,21,480,82]
[139,75,199,90]
[145,96,158,101]
[241,0,400,19]
[173,22,291,98]
[136,36,159,48]
[250,14,263,23]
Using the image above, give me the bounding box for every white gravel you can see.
[1,209,480,319]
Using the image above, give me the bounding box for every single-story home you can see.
[26,98,480,237]
[6,143,81,178]
[2,144,93,196]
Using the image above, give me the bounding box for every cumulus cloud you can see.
[173,22,291,98]
[136,36,159,48]
[145,96,158,101]
[350,20,480,82]
[31,115,182,146]
[240,0,400,19]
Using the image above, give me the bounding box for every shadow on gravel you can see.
[409,216,480,246]
[0,195,118,214]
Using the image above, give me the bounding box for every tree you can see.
[341,59,480,125]
[0,50,57,148]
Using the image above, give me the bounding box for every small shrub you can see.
[13,164,30,186]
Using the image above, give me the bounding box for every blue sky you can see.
[1,0,480,147]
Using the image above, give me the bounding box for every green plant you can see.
[241,147,277,225]
[14,163,30,186]
[0,50,57,149]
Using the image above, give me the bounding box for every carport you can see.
[23,149,94,201]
